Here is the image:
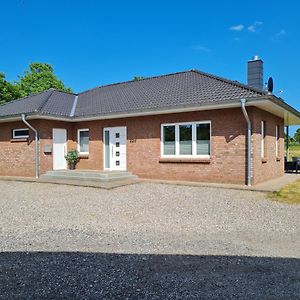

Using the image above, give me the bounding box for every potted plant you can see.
[65,149,79,170]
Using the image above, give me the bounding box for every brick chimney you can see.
[247,56,263,90]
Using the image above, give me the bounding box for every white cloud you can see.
[276,29,286,37]
[272,29,287,41]
[192,45,211,52]
[247,21,263,32]
[229,24,244,31]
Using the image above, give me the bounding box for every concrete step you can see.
[40,170,138,182]
[43,170,134,178]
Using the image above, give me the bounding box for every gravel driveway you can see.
[0,181,299,299]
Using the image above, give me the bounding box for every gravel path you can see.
[0,181,299,299]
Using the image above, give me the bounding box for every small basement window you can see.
[12,128,29,139]
[78,129,89,154]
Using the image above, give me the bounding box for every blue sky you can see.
[1,0,299,134]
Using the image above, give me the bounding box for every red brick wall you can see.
[73,108,248,184]
[250,107,284,185]
[0,121,36,177]
[73,123,103,170]
[0,120,74,177]
[0,107,284,184]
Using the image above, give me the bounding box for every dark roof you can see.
[75,70,263,117]
[0,70,265,119]
[0,89,53,117]
[39,90,76,117]
[0,89,76,118]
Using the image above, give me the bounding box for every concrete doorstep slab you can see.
[0,173,298,192]
[0,176,141,190]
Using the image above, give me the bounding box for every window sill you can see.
[10,138,28,143]
[159,157,211,163]
[262,157,268,163]
[79,153,89,159]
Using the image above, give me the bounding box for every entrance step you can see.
[40,170,138,182]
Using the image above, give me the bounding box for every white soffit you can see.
[252,100,300,126]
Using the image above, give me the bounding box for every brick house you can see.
[0,58,299,185]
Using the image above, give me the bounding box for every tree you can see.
[284,133,296,144]
[133,76,145,81]
[16,63,72,97]
[294,128,300,143]
[0,73,21,105]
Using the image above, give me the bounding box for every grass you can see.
[270,180,300,205]
[285,143,300,160]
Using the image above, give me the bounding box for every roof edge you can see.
[0,95,299,124]
[0,88,77,109]
[0,88,53,108]
[78,69,265,96]
[191,69,265,95]
[36,88,56,113]
[0,69,266,110]
[0,97,256,122]
[78,70,195,95]
[267,95,300,119]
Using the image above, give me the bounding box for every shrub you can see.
[65,149,79,167]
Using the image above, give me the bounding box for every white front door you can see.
[103,126,127,171]
[53,128,67,170]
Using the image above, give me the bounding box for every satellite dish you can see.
[267,77,273,93]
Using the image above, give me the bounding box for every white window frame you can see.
[261,121,265,158]
[12,128,29,139]
[160,120,211,159]
[275,125,279,157]
[77,128,89,155]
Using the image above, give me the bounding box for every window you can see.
[12,128,29,139]
[275,125,279,157]
[261,121,266,158]
[104,130,110,169]
[78,129,89,154]
[197,123,211,155]
[161,121,211,158]
[163,125,176,155]
[179,125,193,155]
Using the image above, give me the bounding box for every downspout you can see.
[21,114,39,178]
[240,99,252,186]
[286,126,289,161]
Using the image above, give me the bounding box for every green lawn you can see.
[285,143,300,160]
[270,180,300,205]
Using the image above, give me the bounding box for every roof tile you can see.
[75,70,263,117]
[0,70,263,119]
